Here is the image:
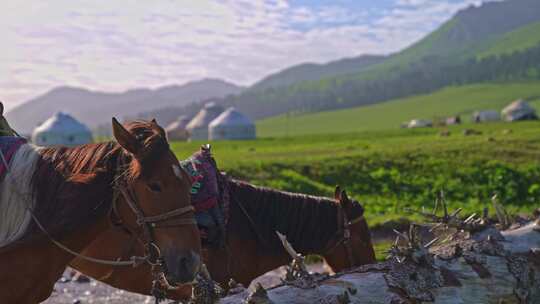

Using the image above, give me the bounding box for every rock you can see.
[58,276,71,283]
[244,283,274,304]
[72,272,90,283]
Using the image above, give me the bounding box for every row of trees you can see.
[223,42,540,119]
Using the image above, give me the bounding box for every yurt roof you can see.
[502,99,534,115]
[209,107,253,127]
[186,102,224,130]
[165,115,191,131]
[33,112,91,134]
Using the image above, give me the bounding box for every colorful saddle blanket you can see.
[180,146,230,247]
[0,137,27,181]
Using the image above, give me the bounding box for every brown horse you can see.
[71,178,375,301]
[0,118,200,303]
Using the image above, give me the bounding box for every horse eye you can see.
[148,182,162,192]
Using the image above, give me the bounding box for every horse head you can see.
[323,186,376,271]
[111,118,201,285]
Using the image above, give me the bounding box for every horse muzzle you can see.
[164,250,201,285]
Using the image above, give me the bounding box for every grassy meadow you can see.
[172,120,540,229]
[256,81,540,138]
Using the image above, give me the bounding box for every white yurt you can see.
[407,119,432,128]
[472,110,500,123]
[186,102,224,141]
[165,115,191,141]
[31,112,93,147]
[501,99,537,122]
[209,107,256,141]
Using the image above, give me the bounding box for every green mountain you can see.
[249,55,386,92]
[222,0,540,120]
[387,0,540,65]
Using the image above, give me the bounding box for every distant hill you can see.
[249,55,386,92]
[383,0,540,66]
[136,55,387,127]
[256,81,540,137]
[7,78,243,134]
[219,0,540,120]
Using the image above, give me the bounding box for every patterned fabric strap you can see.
[179,148,220,212]
[180,146,230,247]
[0,137,27,179]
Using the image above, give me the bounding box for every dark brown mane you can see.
[24,120,169,242]
[228,179,340,254]
[26,142,120,241]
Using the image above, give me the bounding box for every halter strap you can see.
[140,206,196,224]
[322,206,365,268]
[115,184,195,226]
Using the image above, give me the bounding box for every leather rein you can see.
[321,206,365,268]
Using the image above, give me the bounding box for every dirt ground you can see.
[43,263,330,304]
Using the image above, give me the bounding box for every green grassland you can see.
[257,81,540,138]
[172,120,540,228]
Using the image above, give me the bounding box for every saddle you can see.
[180,144,230,248]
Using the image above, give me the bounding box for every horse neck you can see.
[229,180,339,255]
[28,142,121,242]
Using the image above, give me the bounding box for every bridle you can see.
[27,150,197,302]
[108,152,197,300]
[111,167,196,267]
[322,205,365,269]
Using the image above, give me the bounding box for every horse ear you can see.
[340,190,352,208]
[151,118,158,125]
[0,101,3,116]
[112,117,141,155]
[334,185,341,200]
[340,190,349,202]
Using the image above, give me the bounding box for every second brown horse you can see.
[71,180,376,301]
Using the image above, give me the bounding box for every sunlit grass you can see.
[170,120,540,228]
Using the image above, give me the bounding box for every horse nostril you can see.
[179,252,200,274]
[166,251,201,284]
[179,256,189,272]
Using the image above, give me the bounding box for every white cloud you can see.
[0,0,493,111]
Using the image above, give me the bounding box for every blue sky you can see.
[0,0,490,110]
